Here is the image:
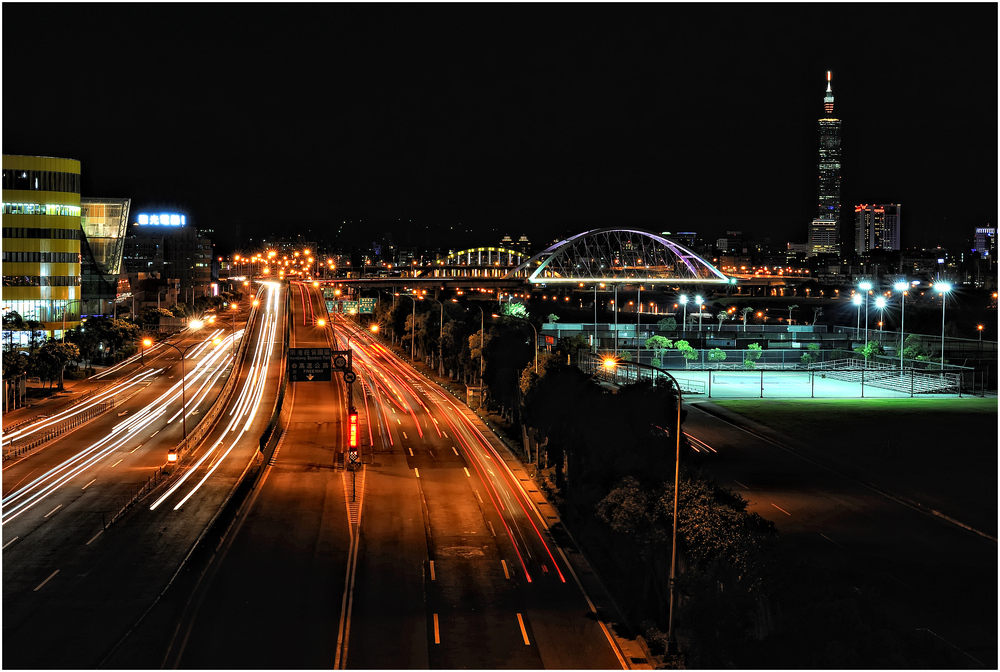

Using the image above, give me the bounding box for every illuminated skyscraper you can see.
[814,71,842,249]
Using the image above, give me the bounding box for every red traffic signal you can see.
[348,412,359,448]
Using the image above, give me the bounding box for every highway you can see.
[161,281,626,669]
[1,282,285,669]
[682,402,997,668]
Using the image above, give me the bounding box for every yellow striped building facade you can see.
[2,155,83,339]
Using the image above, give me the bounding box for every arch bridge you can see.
[329,227,733,291]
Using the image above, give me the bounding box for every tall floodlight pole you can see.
[695,294,704,331]
[680,295,688,333]
[858,281,872,345]
[636,286,642,364]
[935,282,951,369]
[593,284,598,350]
[875,296,886,331]
[894,281,908,370]
[614,285,618,355]
[853,293,862,337]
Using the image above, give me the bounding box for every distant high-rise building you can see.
[808,219,839,256]
[974,226,996,258]
[854,204,901,254]
[815,71,842,247]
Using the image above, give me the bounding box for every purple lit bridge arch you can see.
[504,228,733,286]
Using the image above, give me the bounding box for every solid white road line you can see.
[34,569,59,591]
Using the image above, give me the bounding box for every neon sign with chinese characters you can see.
[136,213,186,226]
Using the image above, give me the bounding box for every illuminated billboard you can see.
[136,213,186,226]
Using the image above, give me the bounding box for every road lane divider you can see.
[516,613,530,645]
[33,569,59,591]
[433,613,440,644]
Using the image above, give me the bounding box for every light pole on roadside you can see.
[679,294,688,333]
[61,299,85,342]
[454,299,486,407]
[602,356,684,655]
[428,297,445,376]
[142,320,204,446]
[396,293,417,360]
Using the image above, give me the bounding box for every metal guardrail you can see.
[104,306,260,529]
[3,398,116,460]
[580,353,706,394]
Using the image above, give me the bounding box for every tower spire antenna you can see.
[824,70,835,114]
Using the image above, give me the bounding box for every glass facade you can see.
[81,198,130,303]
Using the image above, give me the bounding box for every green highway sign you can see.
[288,347,332,382]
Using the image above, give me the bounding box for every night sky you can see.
[3,3,996,254]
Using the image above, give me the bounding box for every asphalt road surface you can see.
[160,282,626,669]
[2,284,284,669]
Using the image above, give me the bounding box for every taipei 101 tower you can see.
[810,71,843,254]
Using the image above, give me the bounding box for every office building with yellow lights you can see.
[2,155,82,341]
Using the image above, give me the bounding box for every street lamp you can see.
[875,296,886,332]
[894,281,908,370]
[935,282,951,369]
[679,294,688,332]
[142,323,205,444]
[427,297,445,376]
[396,293,417,360]
[603,357,685,655]
[453,299,486,406]
[695,295,704,332]
[977,324,984,341]
[505,315,538,374]
[61,299,85,342]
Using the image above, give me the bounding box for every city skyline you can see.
[3,4,996,253]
